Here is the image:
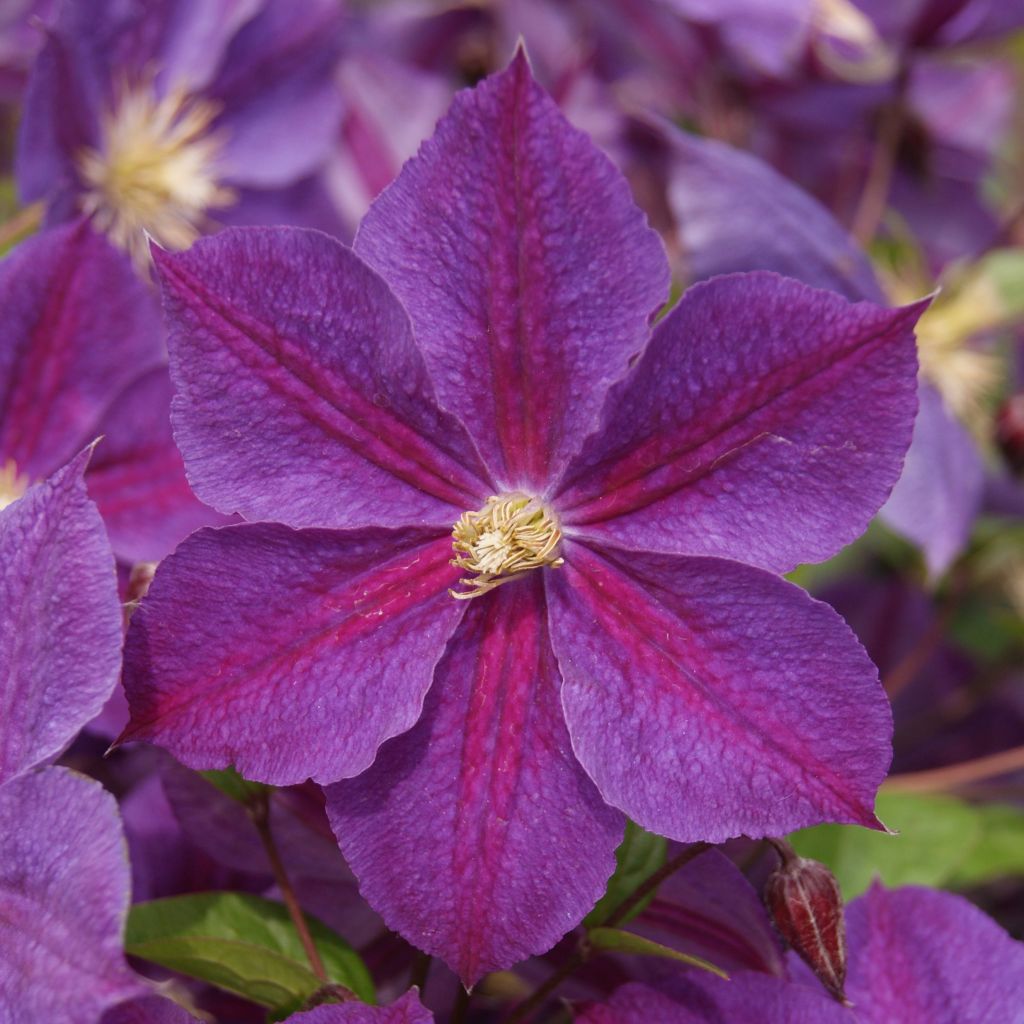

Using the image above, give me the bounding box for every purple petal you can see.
[207,0,344,187]
[285,990,433,1023]
[556,274,924,574]
[578,971,850,1024]
[574,983,706,1024]
[0,221,163,483]
[0,767,143,1021]
[659,124,884,303]
[102,995,202,1024]
[880,383,984,578]
[161,762,347,881]
[548,542,892,842]
[844,884,1024,1023]
[355,51,669,490]
[154,228,491,530]
[327,576,623,986]
[0,449,122,785]
[87,367,228,563]
[632,849,785,976]
[122,523,463,785]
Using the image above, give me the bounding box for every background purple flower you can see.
[16,0,344,264]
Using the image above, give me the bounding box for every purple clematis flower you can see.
[0,767,145,1021]
[123,53,924,983]
[577,882,1024,1023]
[17,0,344,266]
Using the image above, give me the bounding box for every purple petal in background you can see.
[0,450,122,785]
[844,884,1024,1023]
[557,274,924,574]
[881,382,985,578]
[328,577,623,986]
[286,990,433,1023]
[154,229,490,530]
[356,51,669,490]
[87,367,227,563]
[122,523,463,785]
[549,543,891,842]
[659,123,884,302]
[207,0,344,187]
[102,995,202,1024]
[631,849,785,977]
[0,220,162,484]
[0,768,143,1021]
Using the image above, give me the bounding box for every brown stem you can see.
[0,202,44,250]
[885,743,1024,793]
[850,102,903,247]
[247,791,328,982]
[503,843,710,1024]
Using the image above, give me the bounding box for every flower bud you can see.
[764,844,848,1005]
[996,391,1024,475]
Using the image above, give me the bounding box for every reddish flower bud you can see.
[764,844,849,1005]
[996,392,1024,475]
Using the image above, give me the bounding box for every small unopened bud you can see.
[764,840,849,1005]
[996,392,1024,475]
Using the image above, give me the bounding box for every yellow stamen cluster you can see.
[812,0,897,83]
[451,494,563,600]
[0,460,28,513]
[77,82,235,268]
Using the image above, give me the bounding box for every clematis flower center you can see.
[77,83,235,267]
[0,460,28,512]
[450,494,563,599]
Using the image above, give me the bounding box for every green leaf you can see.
[950,803,1024,887]
[789,791,982,898]
[587,927,728,980]
[126,892,374,1013]
[199,767,269,805]
[584,821,667,927]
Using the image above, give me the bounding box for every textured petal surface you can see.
[0,450,122,785]
[87,367,228,563]
[548,542,892,842]
[556,274,924,573]
[355,51,669,490]
[0,768,143,1023]
[577,972,850,1024]
[0,221,163,483]
[327,576,623,986]
[122,522,464,785]
[286,991,433,1023]
[660,123,884,303]
[880,383,984,579]
[844,884,1024,1024]
[155,228,490,529]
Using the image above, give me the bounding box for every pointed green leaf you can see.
[125,892,374,1013]
[587,927,728,980]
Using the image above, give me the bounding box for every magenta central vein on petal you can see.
[569,546,874,820]
[158,257,488,511]
[559,319,903,525]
